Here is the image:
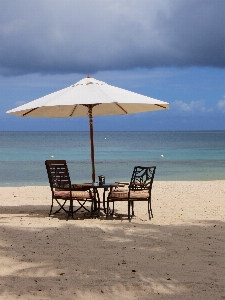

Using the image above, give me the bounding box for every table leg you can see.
[93,188,101,217]
[103,187,108,214]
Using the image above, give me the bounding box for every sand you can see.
[0,181,224,299]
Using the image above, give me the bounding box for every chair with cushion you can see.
[106,166,156,221]
[45,160,94,219]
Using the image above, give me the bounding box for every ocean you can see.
[0,131,225,186]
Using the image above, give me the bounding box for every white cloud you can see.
[217,96,225,113]
[172,100,213,114]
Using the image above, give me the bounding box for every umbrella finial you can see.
[87,74,91,78]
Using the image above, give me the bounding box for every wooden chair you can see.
[106,166,156,221]
[45,160,94,219]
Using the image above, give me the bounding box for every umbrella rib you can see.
[115,103,128,114]
[70,105,78,117]
[155,104,168,109]
[23,107,39,116]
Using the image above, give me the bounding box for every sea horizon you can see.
[1,130,225,132]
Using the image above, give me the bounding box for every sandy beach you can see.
[0,181,224,299]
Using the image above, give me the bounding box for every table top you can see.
[72,182,119,189]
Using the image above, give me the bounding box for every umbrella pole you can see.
[88,105,95,183]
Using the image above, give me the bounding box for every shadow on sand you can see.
[0,203,224,300]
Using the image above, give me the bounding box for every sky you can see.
[1,0,225,131]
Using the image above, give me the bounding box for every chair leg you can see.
[112,201,115,215]
[90,200,94,219]
[106,200,114,217]
[128,201,131,221]
[106,199,109,219]
[131,201,134,216]
[148,199,153,219]
[74,200,90,213]
[49,198,54,216]
[50,199,68,216]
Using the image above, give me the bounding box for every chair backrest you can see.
[45,160,71,191]
[129,166,156,191]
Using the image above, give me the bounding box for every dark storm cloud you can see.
[0,0,225,76]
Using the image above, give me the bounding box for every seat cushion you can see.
[109,190,149,199]
[54,190,92,199]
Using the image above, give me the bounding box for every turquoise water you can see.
[0,131,225,186]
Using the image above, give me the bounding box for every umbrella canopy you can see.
[6,76,169,182]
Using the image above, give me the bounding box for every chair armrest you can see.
[71,183,92,191]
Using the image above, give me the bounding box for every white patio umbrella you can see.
[6,76,169,182]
